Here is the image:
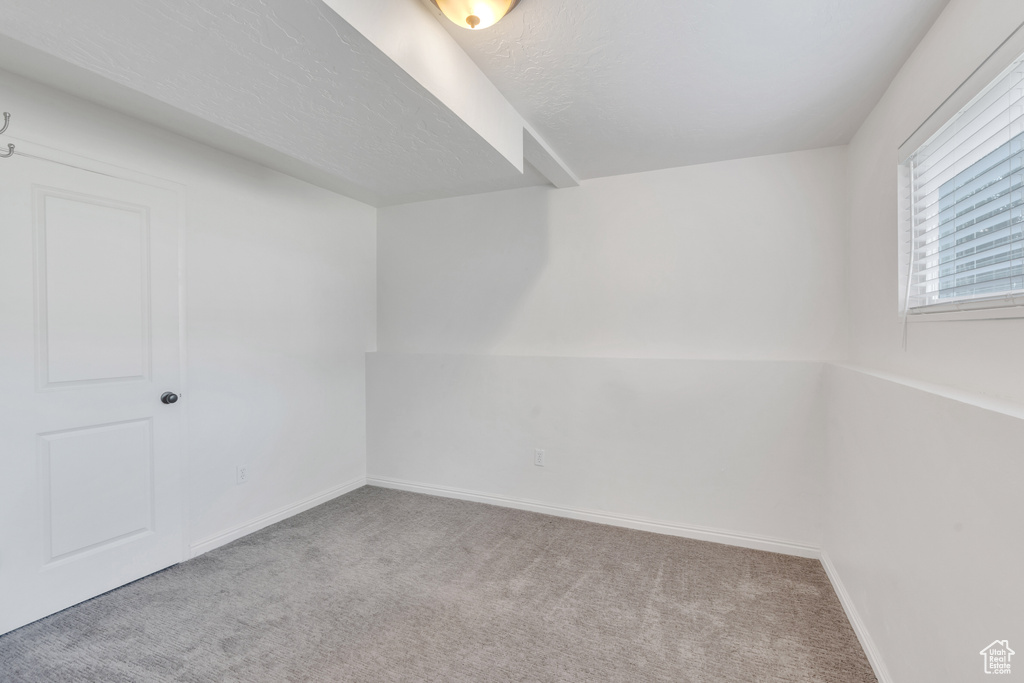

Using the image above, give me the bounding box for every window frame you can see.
[898,19,1024,322]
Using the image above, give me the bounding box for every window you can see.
[900,48,1024,314]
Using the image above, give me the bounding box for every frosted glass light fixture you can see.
[429,0,521,30]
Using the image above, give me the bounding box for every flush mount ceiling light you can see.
[429,0,521,30]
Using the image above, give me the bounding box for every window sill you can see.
[904,302,1024,322]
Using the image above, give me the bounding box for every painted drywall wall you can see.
[823,365,1024,683]
[378,146,848,359]
[847,0,1024,403]
[832,2,1024,680]
[184,169,375,547]
[371,148,847,547]
[0,69,376,550]
[368,354,825,553]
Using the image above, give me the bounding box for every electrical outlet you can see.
[534,449,546,467]
[236,465,250,484]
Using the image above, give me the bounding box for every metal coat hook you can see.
[1,112,14,158]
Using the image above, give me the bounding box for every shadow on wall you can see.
[377,148,848,360]
[377,186,551,353]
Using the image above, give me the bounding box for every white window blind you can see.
[903,51,1024,312]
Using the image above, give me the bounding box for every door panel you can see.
[0,154,183,635]
[39,191,151,386]
[41,418,154,562]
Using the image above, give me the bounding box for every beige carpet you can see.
[0,486,876,682]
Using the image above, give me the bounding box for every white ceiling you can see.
[430,0,952,179]
[0,0,952,203]
[0,0,549,205]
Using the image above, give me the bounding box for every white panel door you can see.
[0,154,184,635]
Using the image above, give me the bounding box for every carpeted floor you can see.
[0,486,876,682]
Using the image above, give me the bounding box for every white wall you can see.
[379,146,848,360]
[369,354,825,552]
[823,365,1024,683]
[831,1,1024,680]
[371,147,848,550]
[0,69,376,550]
[185,169,375,547]
[847,0,1024,404]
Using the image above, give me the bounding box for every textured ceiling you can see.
[0,0,954,203]
[0,0,548,205]
[429,0,952,179]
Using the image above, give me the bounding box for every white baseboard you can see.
[366,475,820,559]
[189,475,366,558]
[820,550,892,683]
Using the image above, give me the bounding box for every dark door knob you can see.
[161,392,179,405]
